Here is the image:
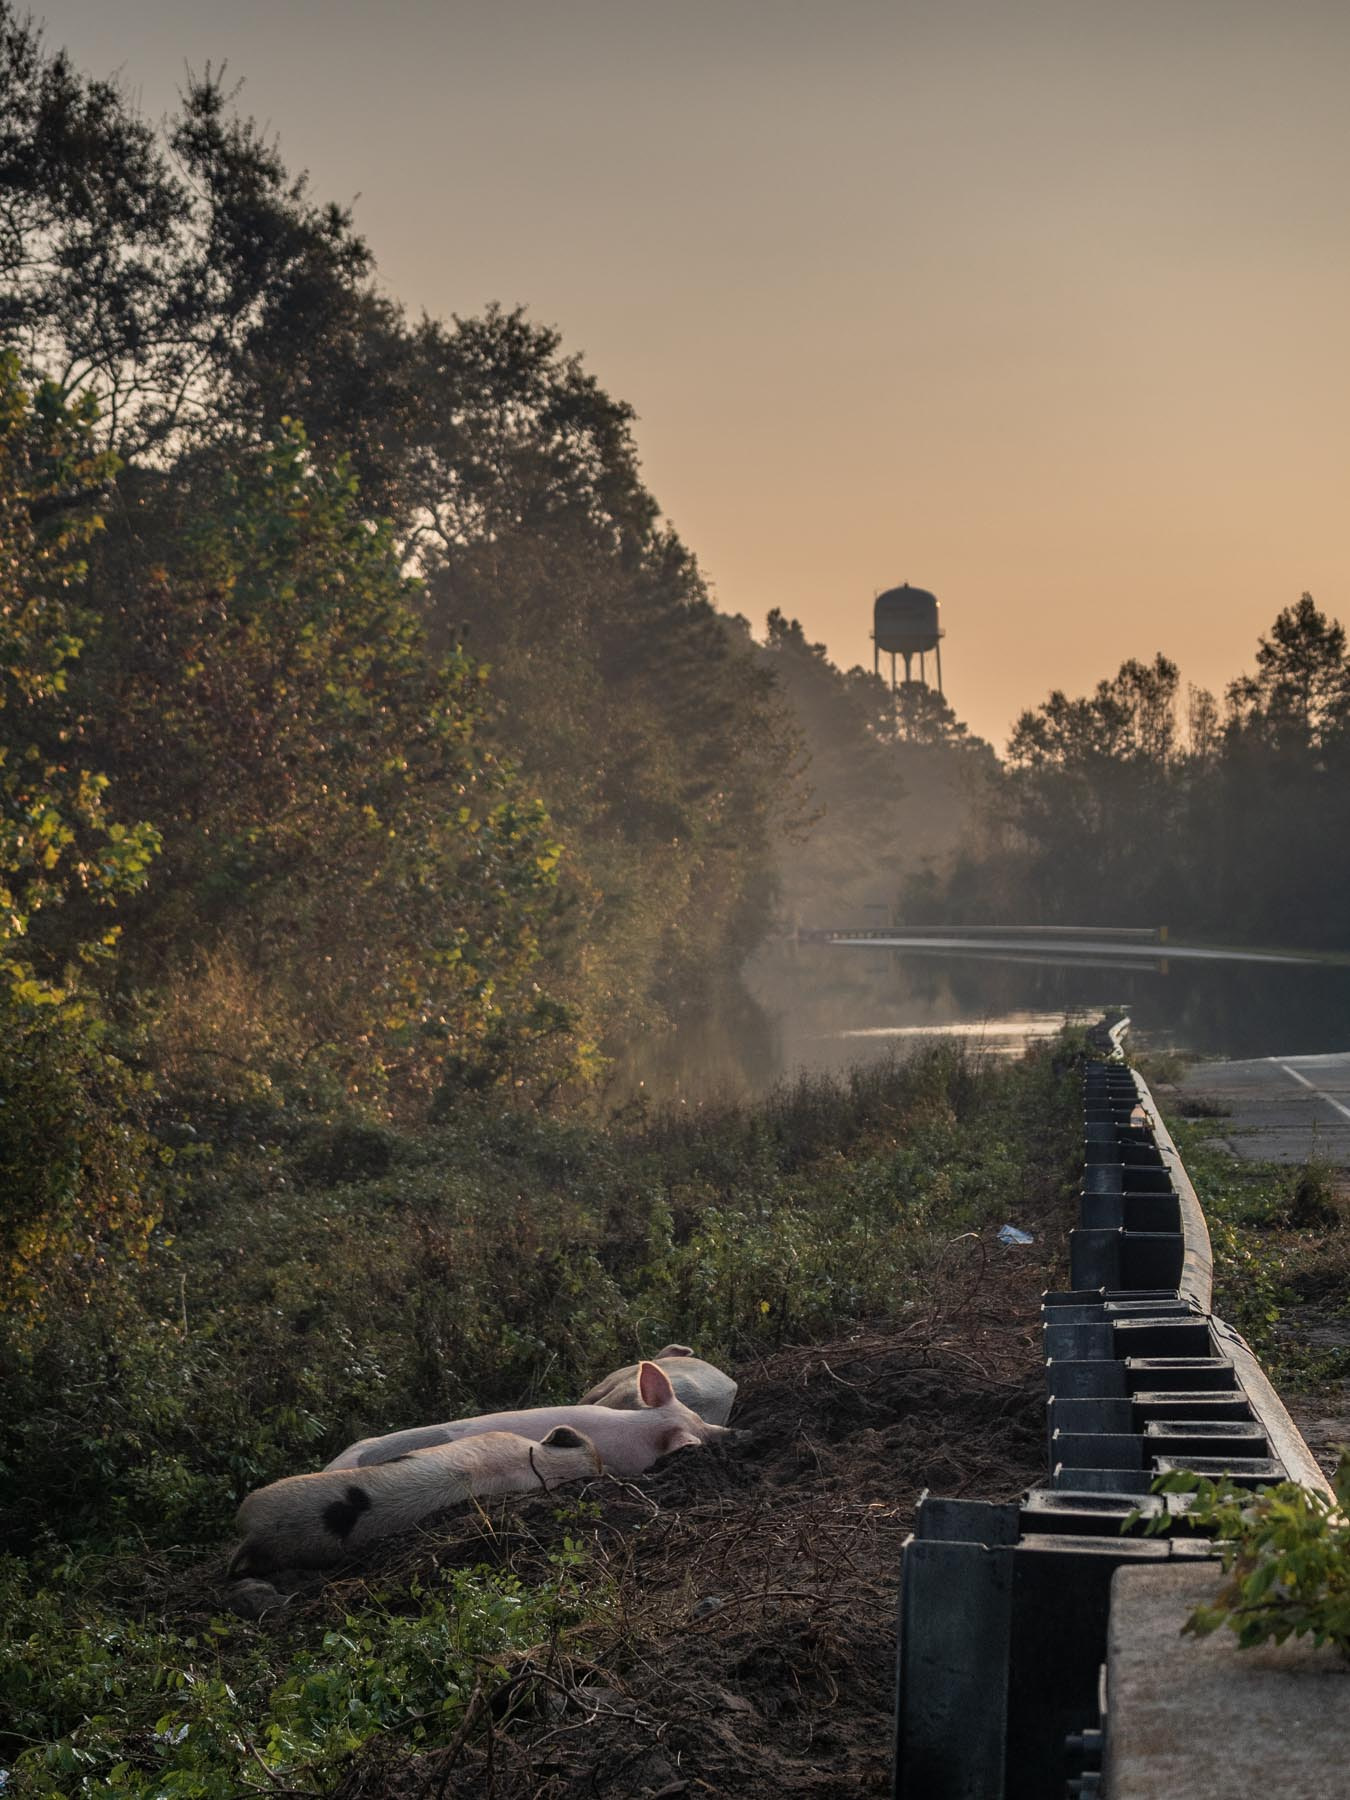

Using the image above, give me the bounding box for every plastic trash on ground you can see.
[997,1223,1035,1246]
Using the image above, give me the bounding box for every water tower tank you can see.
[873,584,941,656]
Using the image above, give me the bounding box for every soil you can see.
[259,1224,1070,1799]
[198,1116,1345,1796]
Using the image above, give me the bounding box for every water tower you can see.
[873,582,944,694]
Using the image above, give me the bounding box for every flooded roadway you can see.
[625,937,1350,1108]
[763,938,1350,1077]
[781,936,1350,1168]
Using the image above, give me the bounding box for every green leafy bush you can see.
[0,1042,1076,1564]
[79,422,578,1113]
[0,356,160,1314]
[2,1556,590,1797]
[1150,1451,1350,1656]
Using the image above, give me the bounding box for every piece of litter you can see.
[997,1224,1035,1246]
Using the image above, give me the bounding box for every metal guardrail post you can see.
[892,1012,1331,1800]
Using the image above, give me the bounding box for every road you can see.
[1176,1051,1350,1167]
[830,931,1307,966]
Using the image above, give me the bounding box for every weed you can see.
[1,1560,588,1797]
[1288,1162,1344,1231]
[0,1043,1081,1794]
[1163,1128,1346,1362]
[1144,1451,1350,1658]
[1174,1094,1230,1120]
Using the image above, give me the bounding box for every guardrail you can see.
[891,1014,1329,1800]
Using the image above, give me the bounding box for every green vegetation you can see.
[0,5,1021,1324]
[1,1560,590,1799]
[0,3,820,1138]
[0,1044,1078,1796]
[3,6,1345,1788]
[1146,1118,1350,1663]
[0,353,161,1308]
[1166,1121,1350,1386]
[0,6,811,1315]
[1148,1453,1350,1658]
[0,18,1076,1790]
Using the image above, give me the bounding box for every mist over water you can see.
[628,944,1350,1103]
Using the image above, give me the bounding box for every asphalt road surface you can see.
[1176,1052,1350,1168]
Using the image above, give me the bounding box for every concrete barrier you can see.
[1103,1563,1348,1798]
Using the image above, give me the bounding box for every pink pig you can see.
[231,1426,601,1576]
[580,1345,738,1426]
[326,1360,729,1479]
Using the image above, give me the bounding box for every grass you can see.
[1165,1118,1350,1388]
[0,1039,1080,1797]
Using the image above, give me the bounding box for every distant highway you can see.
[1176,1052,1350,1168]
[814,927,1349,1164]
[820,928,1308,966]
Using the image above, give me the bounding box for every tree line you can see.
[1,7,1340,1316]
[917,598,1350,947]
[0,13,812,1308]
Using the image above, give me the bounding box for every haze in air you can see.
[34,0,1350,749]
[4,8,1350,1799]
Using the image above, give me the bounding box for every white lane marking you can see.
[1272,1060,1350,1123]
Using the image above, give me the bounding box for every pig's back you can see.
[331,1404,615,1471]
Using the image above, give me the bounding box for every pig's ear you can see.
[541,1426,588,1449]
[653,1344,694,1360]
[637,1359,676,1408]
[660,1425,701,1456]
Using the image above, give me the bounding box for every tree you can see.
[0,9,397,482]
[0,13,817,1076]
[74,424,575,1108]
[756,612,906,922]
[0,355,159,1308]
[423,523,801,1040]
[753,613,993,927]
[1214,596,1350,944]
[404,306,657,563]
[926,612,1350,947]
[0,355,158,994]
[1007,655,1180,775]
[891,681,974,747]
[949,654,1186,926]
[0,7,183,441]
[1227,594,1350,752]
[406,313,806,1039]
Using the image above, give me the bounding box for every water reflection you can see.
[834,1011,1072,1051]
[770,943,1350,1070]
[616,942,1350,1104]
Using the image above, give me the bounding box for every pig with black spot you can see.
[230,1425,600,1575]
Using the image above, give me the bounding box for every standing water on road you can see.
[769,942,1350,1072]
[614,942,1350,1104]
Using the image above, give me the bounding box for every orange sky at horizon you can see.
[35,0,1350,750]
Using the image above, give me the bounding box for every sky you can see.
[32,0,1350,749]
